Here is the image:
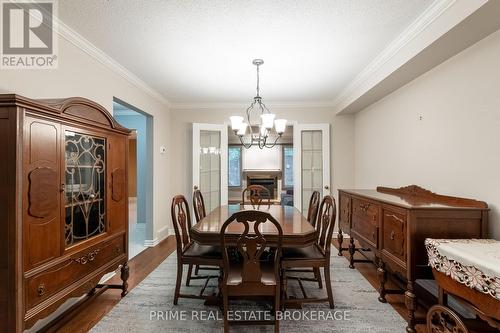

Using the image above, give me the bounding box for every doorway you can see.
[113,98,154,258]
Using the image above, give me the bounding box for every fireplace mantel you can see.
[243,169,282,179]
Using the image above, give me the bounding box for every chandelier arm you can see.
[238,134,254,149]
[260,101,271,114]
[263,134,282,148]
[246,102,256,136]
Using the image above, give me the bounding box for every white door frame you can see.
[192,123,228,206]
[293,123,331,211]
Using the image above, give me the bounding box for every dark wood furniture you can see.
[282,195,336,309]
[241,184,271,206]
[0,94,131,333]
[191,204,316,247]
[284,190,322,288]
[220,210,283,333]
[171,195,222,304]
[306,190,321,227]
[193,187,207,223]
[337,185,488,333]
[427,269,500,332]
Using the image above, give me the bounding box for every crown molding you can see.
[170,100,336,111]
[331,0,457,113]
[55,18,171,108]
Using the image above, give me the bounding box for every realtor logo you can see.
[1,0,58,69]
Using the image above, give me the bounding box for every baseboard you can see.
[144,226,170,247]
[144,238,159,247]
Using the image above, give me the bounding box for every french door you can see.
[293,124,330,214]
[192,123,228,213]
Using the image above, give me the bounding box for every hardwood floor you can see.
[52,236,425,332]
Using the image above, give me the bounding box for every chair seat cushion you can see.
[227,261,277,286]
[183,243,221,259]
[282,244,325,260]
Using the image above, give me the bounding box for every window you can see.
[228,146,242,187]
[283,146,294,188]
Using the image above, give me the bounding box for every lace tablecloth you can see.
[425,238,500,301]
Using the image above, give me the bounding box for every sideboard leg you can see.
[377,258,387,303]
[337,229,344,256]
[405,280,417,333]
[120,262,130,297]
[348,237,356,269]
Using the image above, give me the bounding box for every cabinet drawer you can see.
[382,209,406,262]
[25,235,125,310]
[339,193,351,231]
[352,214,378,247]
[352,198,379,226]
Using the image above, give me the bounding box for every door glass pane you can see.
[301,130,322,214]
[65,131,106,247]
[199,130,221,213]
[283,146,294,188]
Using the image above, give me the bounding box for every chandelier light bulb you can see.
[274,119,287,134]
[237,122,248,136]
[260,113,275,129]
[230,116,244,131]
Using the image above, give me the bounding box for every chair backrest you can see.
[171,195,193,253]
[220,211,283,285]
[192,188,206,222]
[307,191,321,227]
[315,195,337,255]
[241,185,271,206]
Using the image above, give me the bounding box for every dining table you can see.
[190,204,317,247]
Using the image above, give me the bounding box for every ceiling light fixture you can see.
[230,59,286,149]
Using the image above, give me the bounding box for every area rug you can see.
[90,253,406,332]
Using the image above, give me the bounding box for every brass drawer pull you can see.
[359,203,370,212]
[386,213,405,223]
[38,283,45,297]
[390,230,395,240]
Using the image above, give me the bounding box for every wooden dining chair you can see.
[171,195,222,305]
[285,191,323,288]
[307,191,321,226]
[241,184,271,206]
[192,188,218,275]
[220,210,283,333]
[282,195,336,309]
[193,187,206,223]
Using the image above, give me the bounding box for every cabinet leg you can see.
[337,229,344,256]
[348,237,356,269]
[404,280,417,333]
[120,262,130,297]
[377,258,387,303]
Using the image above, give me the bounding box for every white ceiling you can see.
[59,0,433,105]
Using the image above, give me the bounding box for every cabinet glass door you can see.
[65,131,106,246]
[192,123,228,214]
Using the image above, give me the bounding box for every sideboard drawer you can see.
[382,209,406,262]
[25,235,125,310]
[352,198,379,226]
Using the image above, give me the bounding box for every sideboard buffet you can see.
[337,185,488,333]
[0,94,131,332]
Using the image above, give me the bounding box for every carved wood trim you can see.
[377,185,488,208]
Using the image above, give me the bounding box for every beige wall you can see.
[170,106,355,218]
[0,37,171,243]
[354,29,500,239]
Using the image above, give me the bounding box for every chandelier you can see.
[229,59,287,149]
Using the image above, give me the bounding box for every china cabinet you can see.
[0,94,130,332]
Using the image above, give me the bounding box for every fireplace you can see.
[247,176,276,199]
[243,170,282,201]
